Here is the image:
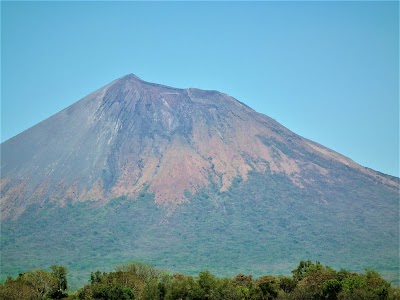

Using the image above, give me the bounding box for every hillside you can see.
[1,74,398,289]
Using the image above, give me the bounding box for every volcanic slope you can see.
[1,74,398,288]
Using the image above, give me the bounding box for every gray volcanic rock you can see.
[1,74,398,287]
[2,74,396,219]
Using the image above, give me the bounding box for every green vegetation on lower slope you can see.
[1,261,399,300]
[1,168,398,290]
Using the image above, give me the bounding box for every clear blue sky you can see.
[1,1,399,177]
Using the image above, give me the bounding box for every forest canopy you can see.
[1,260,399,300]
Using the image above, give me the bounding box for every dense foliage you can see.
[1,261,399,300]
[1,169,398,289]
[0,265,68,299]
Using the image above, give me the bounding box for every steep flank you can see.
[1,74,398,288]
[1,74,397,220]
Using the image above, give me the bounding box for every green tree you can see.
[92,285,135,300]
[323,279,342,300]
[90,271,104,285]
[256,276,279,300]
[141,279,160,300]
[233,274,254,299]
[50,265,68,298]
[166,273,199,300]
[338,270,391,300]
[24,269,57,299]
[292,260,323,282]
[198,270,217,299]
[290,261,336,300]
[278,276,297,294]
[0,275,34,300]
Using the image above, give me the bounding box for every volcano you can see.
[1,74,398,288]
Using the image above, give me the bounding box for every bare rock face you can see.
[1,74,397,219]
[1,74,399,288]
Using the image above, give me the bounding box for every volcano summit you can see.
[1,74,398,287]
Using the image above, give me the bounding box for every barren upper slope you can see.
[1,74,397,220]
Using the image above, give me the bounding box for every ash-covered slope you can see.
[1,74,398,288]
[1,74,396,220]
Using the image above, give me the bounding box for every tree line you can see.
[1,260,399,300]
